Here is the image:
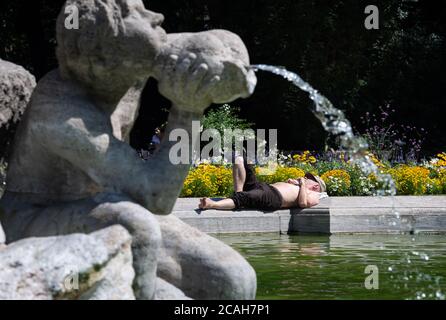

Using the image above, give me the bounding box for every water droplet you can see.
[436,291,445,300]
[420,254,430,261]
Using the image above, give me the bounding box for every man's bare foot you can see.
[199,198,215,210]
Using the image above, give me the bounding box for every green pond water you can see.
[215,233,446,300]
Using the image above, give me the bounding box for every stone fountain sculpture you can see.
[0,0,257,300]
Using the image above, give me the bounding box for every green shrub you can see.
[202,104,253,138]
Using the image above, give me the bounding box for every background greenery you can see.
[1,0,445,156]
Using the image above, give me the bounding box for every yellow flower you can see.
[257,166,305,184]
[435,152,446,167]
[321,170,351,195]
[292,150,317,165]
[181,164,233,197]
[389,165,431,195]
[180,161,446,198]
[438,169,446,193]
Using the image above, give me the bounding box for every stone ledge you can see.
[172,196,446,234]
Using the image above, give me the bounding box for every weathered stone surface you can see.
[154,31,256,111]
[0,59,36,128]
[157,215,257,300]
[155,277,191,300]
[0,225,135,300]
[0,59,36,194]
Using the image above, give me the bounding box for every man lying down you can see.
[199,154,328,211]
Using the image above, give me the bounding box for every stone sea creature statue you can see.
[0,0,257,300]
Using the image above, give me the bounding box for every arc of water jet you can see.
[251,64,396,196]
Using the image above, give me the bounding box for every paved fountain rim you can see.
[173,196,446,235]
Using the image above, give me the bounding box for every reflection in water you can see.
[216,233,446,300]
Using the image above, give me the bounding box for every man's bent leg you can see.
[233,156,246,192]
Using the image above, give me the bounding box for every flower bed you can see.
[180,152,446,198]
